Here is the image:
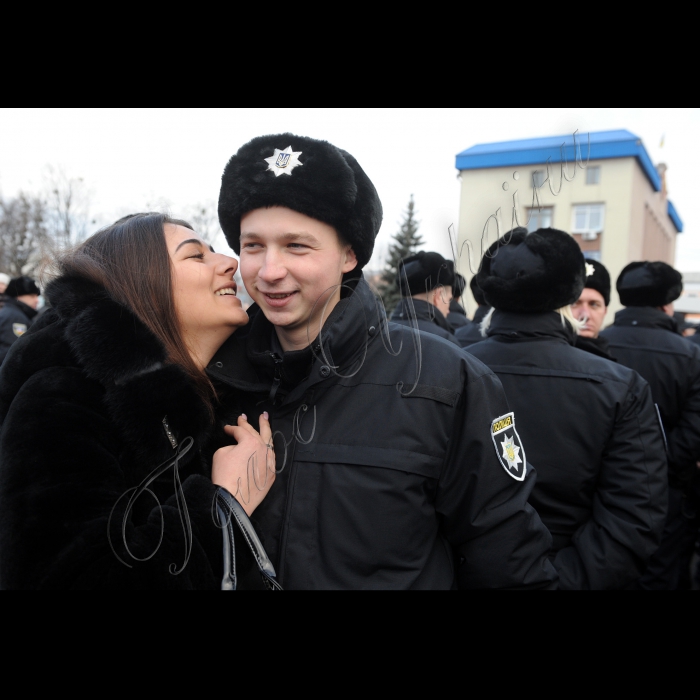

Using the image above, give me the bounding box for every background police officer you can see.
[466,228,668,589]
[602,261,700,589]
[0,276,40,365]
[571,259,615,361]
[390,251,460,345]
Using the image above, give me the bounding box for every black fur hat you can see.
[583,258,611,306]
[476,227,585,313]
[6,276,40,298]
[617,261,682,307]
[398,251,454,297]
[470,275,487,307]
[218,133,383,270]
[450,265,466,299]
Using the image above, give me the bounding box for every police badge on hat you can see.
[12,323,27,338]
[490,412,526,481]
[263,145,303,177]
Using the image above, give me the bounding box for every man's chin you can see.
[578,329,598,339]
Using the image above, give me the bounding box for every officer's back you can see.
[467,228,668,590]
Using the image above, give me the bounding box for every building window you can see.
[572,204,604,237]
[586,166,600,185]
[531,170,547,188]
[584,250,602,262]
[526,207,553,232]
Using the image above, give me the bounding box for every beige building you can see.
[454,130,683,321]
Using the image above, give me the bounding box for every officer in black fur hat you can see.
[571,258,615,360]
[209,133,557,590]
[466,228,668,589]
[0,276,40,365]
[455,275,492,349]
[390,251,460,344]
[602,261,700,589]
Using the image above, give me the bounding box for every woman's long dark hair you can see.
[57,212,217,413]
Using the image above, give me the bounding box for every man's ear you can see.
[342,246,358,274]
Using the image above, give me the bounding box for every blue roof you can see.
[456,129,682,232]
[668,200,683,233]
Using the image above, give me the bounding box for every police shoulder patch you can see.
[490,412,526,481]
[12,323,27,338]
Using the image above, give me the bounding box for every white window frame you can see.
[586,166,600,185]
[526,206,553,232]
[572,204,604,235]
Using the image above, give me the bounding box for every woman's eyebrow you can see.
[175,238,204,252]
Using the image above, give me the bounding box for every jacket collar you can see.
[449,299,467,318]
[486,309,576,345]
[391,298,452,332]
[614,306,679,333]
[209,276,382,400]
[5,297,38,320]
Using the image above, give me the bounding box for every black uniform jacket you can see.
[390,297,460,346]
[466,310,668,590]
[602,307,700,489]
[446,300,469,331]
[574,334,616,361]
[455,306,490,348]
[208,277,557,590]
[0,276,234,589]
[0,298,37,365]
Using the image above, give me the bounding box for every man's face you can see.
[0,283,7,294]
[572,288,607,338]
[240,207,357,348]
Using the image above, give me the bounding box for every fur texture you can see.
[218,133,383,269]
[476,228,585,313]
[583,258,611,306]
[616,261,683,307]
[0,275,225,589]
[398,251,454,296]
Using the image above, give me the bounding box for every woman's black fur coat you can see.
[0,275,230,589]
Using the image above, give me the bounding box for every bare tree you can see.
[186,201,222,244]
[43,165,93,250]
[0,193,50,277]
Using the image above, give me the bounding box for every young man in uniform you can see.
[602,261,700,589]
[209,133,557,589]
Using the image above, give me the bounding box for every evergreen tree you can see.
[379,195,424,313]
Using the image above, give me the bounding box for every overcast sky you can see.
[1,108,698,271]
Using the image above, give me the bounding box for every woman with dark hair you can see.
[0,213,279,589]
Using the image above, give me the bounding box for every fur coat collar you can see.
[0,275,213,473]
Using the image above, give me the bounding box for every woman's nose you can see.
[217,255,237,276]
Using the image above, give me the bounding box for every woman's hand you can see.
[212,413,276,517]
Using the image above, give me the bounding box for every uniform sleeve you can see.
[553,375,668,589]
[435,369,558,589]
[0,368,224,589]
[666,351,700,488]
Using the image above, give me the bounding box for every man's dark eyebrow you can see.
[175,238,204,252]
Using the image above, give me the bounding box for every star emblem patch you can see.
[585,262,595,278]
[490,412,526,481]
[263,145,303,177]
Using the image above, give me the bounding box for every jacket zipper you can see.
[268,353,283,404]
